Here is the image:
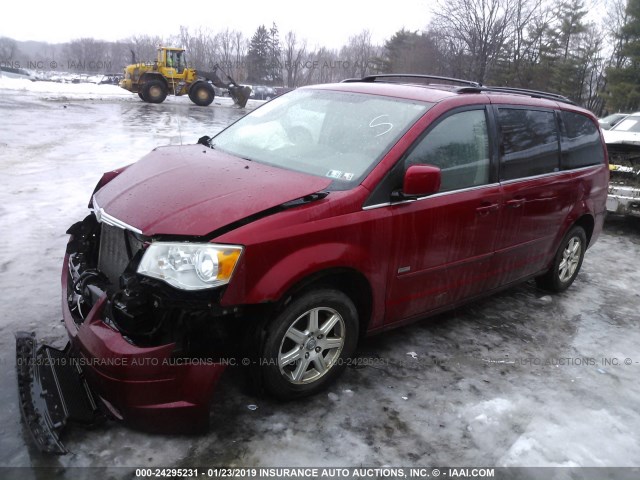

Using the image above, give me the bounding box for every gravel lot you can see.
[0,83,639,477]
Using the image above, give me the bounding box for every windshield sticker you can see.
[326,170,355,181]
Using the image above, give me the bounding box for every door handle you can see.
[506,198,526,208]
[476,203,499,215]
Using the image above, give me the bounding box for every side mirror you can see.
[402,165,441,198]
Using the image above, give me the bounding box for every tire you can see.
[260,289,359,400]
[141,79,167,104]
[137,90,147,101]
[189,82,215,106]
[535,226,587,293]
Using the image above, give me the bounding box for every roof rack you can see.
[342,74,575,105]
[342,74,481,88]
[457,85,575,105]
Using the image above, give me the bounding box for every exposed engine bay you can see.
[65,214,244,356]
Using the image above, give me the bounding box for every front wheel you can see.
[536,226,587,292]
[260,289,359,400]
[142,80,167,103]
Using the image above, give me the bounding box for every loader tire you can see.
[189,82,215,106]
[142,80,167,104]
[137,90,147,101]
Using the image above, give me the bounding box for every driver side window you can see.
[405,109,490,192]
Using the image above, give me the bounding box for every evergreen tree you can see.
[267,23,283,85]
[382,29,441,74]
[606,0,640,111]
[247,25,270,84]
[246,23,282,85]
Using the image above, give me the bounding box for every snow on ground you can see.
[0,85,639,476]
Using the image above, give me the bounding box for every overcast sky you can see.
[4,0,432,49]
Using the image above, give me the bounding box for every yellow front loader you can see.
[119,46,250,107]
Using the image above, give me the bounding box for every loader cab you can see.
[158,47,186,75]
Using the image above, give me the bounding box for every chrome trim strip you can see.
[500,164,603,185]
[362,183,501,211]
[92,196,143,234]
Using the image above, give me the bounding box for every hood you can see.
[93,144,332,236]
[603,129,640,146]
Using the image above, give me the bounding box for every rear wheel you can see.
[536,226,587,292]
[189,82,215,106]
[141,80,167,104]
[260,289,358,400]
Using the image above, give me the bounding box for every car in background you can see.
[250,85,277,100]
[0,66,36,81]
[599,113,628,130]
[274,86,294,97]
[603,112,640,216]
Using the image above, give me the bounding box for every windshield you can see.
[211,89,431,189]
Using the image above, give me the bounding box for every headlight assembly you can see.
[137,242,243,290]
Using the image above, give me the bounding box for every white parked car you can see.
[603,113,640,217]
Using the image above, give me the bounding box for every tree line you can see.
[0,0,638,114]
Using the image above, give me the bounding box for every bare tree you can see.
[283,31,307,87]
[65,38,111,72]
[0,37,18,61]
[431,0,516,82]
[128,35,165,64]
[233,31,248,81]
[340,30,380,79]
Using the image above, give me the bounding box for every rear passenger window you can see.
[405,110,490,192]
[560,111,605,169]
[498,109,560,180]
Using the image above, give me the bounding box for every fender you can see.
[545,167,603,267]
[139,72,168,88]
[88,165,132,208]
[221,242,387,329]
[243,242,374,303]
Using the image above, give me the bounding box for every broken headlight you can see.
[137,242,243,290]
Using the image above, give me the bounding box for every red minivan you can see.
[17,75,608,452]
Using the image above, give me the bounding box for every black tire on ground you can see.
[141,79,167,104]
[535,226,587,293]
[189,82,215,106]
[137,90,147,101]
[260,289,359,400]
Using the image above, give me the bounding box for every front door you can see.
[384,108,501,324]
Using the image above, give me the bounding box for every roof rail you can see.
[457,85,575,105]
[342,74,481,88]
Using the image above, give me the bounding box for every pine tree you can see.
[606,0,640,111]
[267,23,283,85]
[247,25,270,84]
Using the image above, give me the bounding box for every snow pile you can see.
[0,75,131,101]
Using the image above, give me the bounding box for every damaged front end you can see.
[16,332,101,454]
[17,212,247,453]
[607,143,640,217]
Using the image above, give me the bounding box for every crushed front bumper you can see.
[58,259,228,433]
[607,144,640,217]
[16,254,229,453]
[607,185,640,217]
[15,332,101,454]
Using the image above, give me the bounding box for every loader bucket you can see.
[229,85,251,108]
